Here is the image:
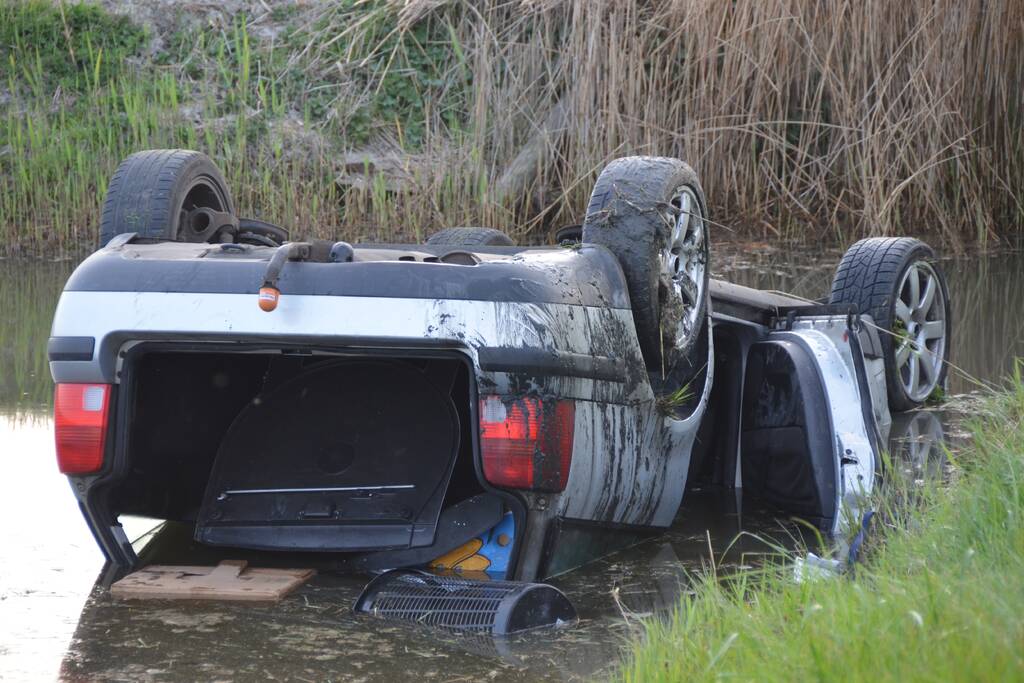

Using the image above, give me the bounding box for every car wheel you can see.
[829,237,951,411]
[99,149,235,247]
[582,156,710,372]
[425,227,515,246]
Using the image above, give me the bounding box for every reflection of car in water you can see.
[886,409,948,480]
[49,151,952,589]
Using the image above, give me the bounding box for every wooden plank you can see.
[110,560,315,603]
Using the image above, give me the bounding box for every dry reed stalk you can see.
[304,0,1022,249]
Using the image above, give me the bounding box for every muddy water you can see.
[0,246,1018,681]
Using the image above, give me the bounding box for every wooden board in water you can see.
[110,560,315,603]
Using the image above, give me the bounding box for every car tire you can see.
[99,149,234,247]
[829,237,951,411]
[425,227,515,247]
[582,156,710,372]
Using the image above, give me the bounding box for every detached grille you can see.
[354,570,576,635]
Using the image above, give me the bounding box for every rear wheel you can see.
[425,227,515,247]
[99,149,235,247]
[829,237,951,411]
[582,156,709,372]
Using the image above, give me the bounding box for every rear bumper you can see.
[50,291,648,403]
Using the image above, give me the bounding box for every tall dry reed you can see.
[307,0,1023,248]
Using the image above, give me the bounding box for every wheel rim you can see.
[660,186,707,349]
[893,260,946,402]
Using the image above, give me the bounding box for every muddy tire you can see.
[99,149,234,247]
[582,156,709,372]
[425,227,515,247]
[829,237,951,411]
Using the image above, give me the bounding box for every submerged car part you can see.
[428,511,516,574]
[196,359,461,552]
[355,570,576,635]
[352,494,505,572]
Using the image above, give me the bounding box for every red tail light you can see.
[479,396,575,492]
[54,383,111,474]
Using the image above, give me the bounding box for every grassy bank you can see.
[620,374,1024,681]
[1,0,1022,256]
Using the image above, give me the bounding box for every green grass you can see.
[0,1,146,87]
[0,2,345,256]
[656,383,695,416]
[0,1,497,256]
[620,371,1024,682]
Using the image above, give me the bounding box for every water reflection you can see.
[0,417,100,681]
[52,490,802,682]
[886,410,947,482]
[49,408,953,683]
[0,260,74,414]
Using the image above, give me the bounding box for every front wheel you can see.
[829,237,951,411]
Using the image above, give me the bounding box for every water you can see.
[1,245,1019,681]
[712,243,1024,394]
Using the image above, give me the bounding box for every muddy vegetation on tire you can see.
[582,157,710,388]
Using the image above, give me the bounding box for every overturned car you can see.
[50,151,951,587]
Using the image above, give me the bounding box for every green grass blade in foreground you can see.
[621,373,1024,682]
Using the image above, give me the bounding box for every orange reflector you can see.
[54,383,111,474]
[480,396,575,492]
[258,286,280,312]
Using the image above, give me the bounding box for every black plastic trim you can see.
[48,336,95,361]
[477,347,626,383]
[742,334,840,530]
[856,318,885,359]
